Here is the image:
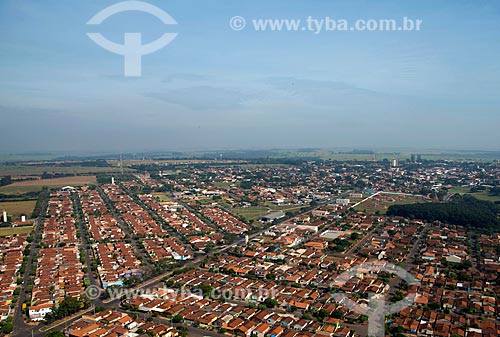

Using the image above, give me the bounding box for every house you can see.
[224,317,245,332]
[333,326,352,337]
[237,320,257,337]
[267,325,284,337]
[323,317,341,327]
[29,302,53,321]
[445,255,462,263]
[288,299,310,312]
[67,323,102,337]
[280,316,295,327]
[253,323,271,337]
[198,313,218,329]
[266,314,281,326]
[292,319,309,331]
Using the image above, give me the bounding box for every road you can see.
[120,182,194,258]
[405,222,430,269]
[97,186,153,269]
[350,191,382,209]
[343,226,378,257]
[72,192,99,288]
[18,189,352,336]
[12,193,48,337]
[107,308,227,337]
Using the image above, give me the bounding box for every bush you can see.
[172,315,183,323]
[1,322,13,334]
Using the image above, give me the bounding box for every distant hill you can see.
[387,194,500,229]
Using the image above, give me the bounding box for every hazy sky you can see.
[1,0,500,153]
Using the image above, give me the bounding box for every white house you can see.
[29,302,53,321]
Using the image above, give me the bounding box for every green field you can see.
[354,194,423,214]
[0,200,36,220]
[0,175,97,195]
[0,226,33,236]
[448,187,500,202]
[231,207,271,220]
[232,204,308,221]
[151,192,172,202]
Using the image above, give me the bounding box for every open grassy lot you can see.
[0,175,97,195]
[354,194,423,214]
[448,187,500,202]
[0,200,36,220]
[151,193,172,202]
[232,207,271,220]
[448,187,471,194]
[0,226,33,236]
[232,204,308,221]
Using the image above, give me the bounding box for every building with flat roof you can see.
[260,211,285,223]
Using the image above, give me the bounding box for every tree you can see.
[1,322,13,334]
[490,186,500,196]
[196,283,213,297]
[332,310,344,319]
[391,291,404,302]
[316,309,328,320]
[47,332,65,337]
[264,298,278,308]
[428,302,440,310]
[172,315,183,323]
[387,195,500,229]
[47,296,83,320]
[266,273,276,280]
[350,232,361,240]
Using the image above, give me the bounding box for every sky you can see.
[1,0,500,153]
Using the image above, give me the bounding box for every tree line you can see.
[387,194,500,229]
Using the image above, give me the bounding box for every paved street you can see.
[17,189,353,336]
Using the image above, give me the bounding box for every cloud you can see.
[162,73,211,83]
[144,85,252,110]
[267,77,378,95]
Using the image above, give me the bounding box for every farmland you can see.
[0,225,33,236]
[0,164,131,176]
[0,175,97,195]
[0,200,36,220]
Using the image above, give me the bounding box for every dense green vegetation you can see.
[44,296,84,321]
[46,332,65,337]
[0,191,40,202]
[0,176,12,187]
[0,317,13,334]
[387,195,500,229]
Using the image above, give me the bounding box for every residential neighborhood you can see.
[0,158,499,337]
